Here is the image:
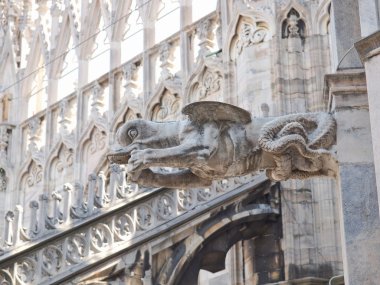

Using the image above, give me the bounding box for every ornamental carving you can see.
[229,16,270,60]
[90,82,105,119]
[25,162,43,187]
[55,145,74,173]
[88,127,107,154]
[155,194,175,220]
[58,99,73,136]
[136,204,154,230]
[15,258,37,284]
[197,188,213,201]
[27,117,44,163]
[151,91,181,122]
[282,8,305,39]
[0,168,7,191]
[0,270,13,285]
[158,42,175,81]
[196,18,215,58]
[177,189,196,211]
[235,20,269,56]
[0,126,9,162]
[196,69,222,100]
[109,101,337,189]
[41,246,64,275]
[114,213,136,240]
[123,62,140,101]
[90,223,113,252]
[67,234,87,264]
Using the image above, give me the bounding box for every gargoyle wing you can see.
[182,101,252,124]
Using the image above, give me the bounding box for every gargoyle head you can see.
[108,119,159,164]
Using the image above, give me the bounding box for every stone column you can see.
[179,0,192,80]
[253,224,283,284]
[329,0,362,69]
[355,31,380,217]
[325,71,380,285]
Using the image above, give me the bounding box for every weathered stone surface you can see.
[355,31,380,218]
[327,70,380,285]
[338,164,380,285]
[109,101,337,188]
[330,0,363,69]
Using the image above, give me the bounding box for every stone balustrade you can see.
[0,162,266,285]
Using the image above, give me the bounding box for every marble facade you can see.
[0,0,379,284]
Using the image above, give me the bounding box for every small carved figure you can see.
[108,101,336,188]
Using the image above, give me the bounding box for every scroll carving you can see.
[231,17,270,60]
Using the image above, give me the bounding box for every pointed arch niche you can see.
[150,89,181,121]
[79,125,107,182]
[227,14,273,116]
[19,160,44,226]
[185,62,223,104]
[281,8,306,40]
[48,143,74,192]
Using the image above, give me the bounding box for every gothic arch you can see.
[184,58,223,104]
[277,1,310,38]
[77,123,108,182]
[45,142,74,192]
[157,205,281,285]
[17,159,44,209]
[226,12,272,61]
[315,0,331,35]
[18,158,43,190]
[145,82,181,121]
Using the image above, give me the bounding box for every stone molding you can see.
[324,71,368,111]
[355,31,380,63]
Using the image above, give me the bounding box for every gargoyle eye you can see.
[128,128,138,140]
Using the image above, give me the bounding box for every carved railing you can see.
[0,165,267,284]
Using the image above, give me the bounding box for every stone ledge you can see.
[355,31,380,63]
[266,277,330,285]
[323,71,367,112]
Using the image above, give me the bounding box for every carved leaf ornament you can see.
[88,128,106,154]
[56,147,73,173]
[26,163,43,187]
[235,21,268,55]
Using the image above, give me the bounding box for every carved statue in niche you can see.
[282,8,305,39]
[108,101,336,189]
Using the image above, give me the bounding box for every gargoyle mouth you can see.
[107,149,131,164]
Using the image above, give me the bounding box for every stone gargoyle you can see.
[108,101,337,188]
